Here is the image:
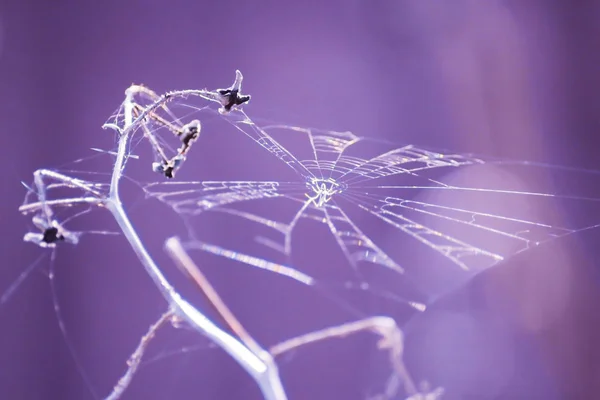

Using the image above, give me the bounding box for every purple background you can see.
[2,1,600,399]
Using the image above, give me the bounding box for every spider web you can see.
[12,73,600,400]
[130,93,595,309]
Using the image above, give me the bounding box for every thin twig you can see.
[164,237,287,400]
[19,197,102,214]
[101,83,287,400]
[269,316,417,396]
[269,316,394,356]
[164,238,266,366]
[105,310,174,400]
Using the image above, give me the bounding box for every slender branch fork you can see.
[102,85,289,400]
[19,75,425,400]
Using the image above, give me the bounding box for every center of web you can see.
[305,177,345,208]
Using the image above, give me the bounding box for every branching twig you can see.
[19,73,442,400]
[270,316,418,396]
[165,238,264,357]
[165,237,287,400]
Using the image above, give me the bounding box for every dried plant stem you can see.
[270,316,417,396]
[105,310,174,400]
[101,88,288,400]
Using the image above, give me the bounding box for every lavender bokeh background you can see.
[2,1,600,399]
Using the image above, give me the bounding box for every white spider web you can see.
[11,72,600,400]
[128,88,595,309]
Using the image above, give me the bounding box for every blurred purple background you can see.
[2,1,600,399]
